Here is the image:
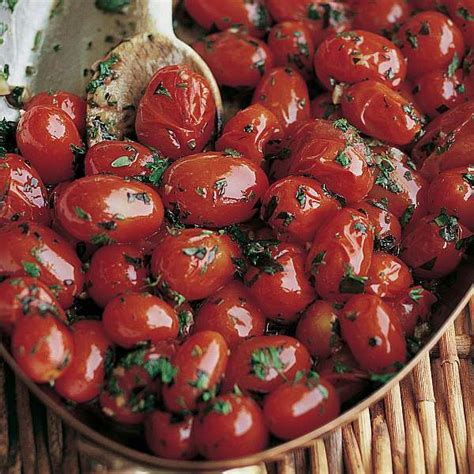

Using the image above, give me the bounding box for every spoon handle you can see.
[136,0,175,38]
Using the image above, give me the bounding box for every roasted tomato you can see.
[223,335,312,394]
[184,0,270,38]
[193,393,268,460]
[340,294,406,373]
[151,228,240,301]
[252,67,310,130]
[267,21,315,80]
[397,11,465,80]
[341,80,424,146]
[400,210,469,279]
[193,31,274,88]
[447,0,474,48]
[12,312,73,383]
[260,175,341,244]
[135,65,216,160]
[311,93,343,121]
[295,300,342,359]
[54,320,112,403]
[55,175,164,244]
[306,207,374,302]
[25,90,86,135]
[193,281,266,350]
[0,153,50,226]
[244,242,315,324]
[263,373,340,440]
[16,105,83,185]
[160,152,269,227]
[163,330,229,413]
[314,30,406,90]
[145,411,196,460]
[215,104,283,166]
[0,222,84,308]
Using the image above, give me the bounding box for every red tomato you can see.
[0,153,50,226]
[163,330,229,412]
[252,67,310,130]
[161,152,269,227]
[54,320,112,403]
[12,312,73,383]
[193,393,269,460]
[55,175,164,244]
[0,222,84,308]
[25,90,86,135]
[311,93,343,121]
[193,281,266,350]
[340,294,407,373]
[193,31,274,88]
[447,0,474,48]
[263,374,340,440]
[315,30,406,90]
[135,65,216,160]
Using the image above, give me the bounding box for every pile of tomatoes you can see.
[0,0,473,462]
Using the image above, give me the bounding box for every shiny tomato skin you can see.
[252,67,310,130]
[161,152,269,227]
[151,228,240,301]
[163,330,229,413]
[194,281,266,350]
[315,30,406,90]
[16,105,82,185]
[25,91,86,136]
[55,175,164,244]
[12,312,73,383]
[0,222,84,308]
[0,153,50,226]
[193,394,269,460]
[263,375,340,440]
[310,93,343,121]
[215,104,283,167]
[244,243,315,324]
[261,175,341,244]
[341,80,423,146]
[295,300,342,359]
[54,320,112,403]
[145,411,196,460]
[135,65,216,160]
[223,335,312,394]
[397,11,465,80]
[306,207,374,302]
[447,0,474,48]
[193,31,274,88]
[340,294,406,373]
[102,292,179,349]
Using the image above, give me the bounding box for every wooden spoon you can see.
[85,0,223,147]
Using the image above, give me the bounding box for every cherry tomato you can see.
[55,175,164,244]
[193,281,266,350]
[341,80,424,146]
[145,411,196,460]
[135,65,216,160]
[54,320,112,403]
[163,330,229,412]
[263,373,340,440]
[295,300,342,359]
[103,292,179,349]
[252,67,310,130]
[161,152,269,227]
[447,0,474,48]
[193,393,268,460]
[340,294,406,373]
[12,312,73,383]
[150,228,240,301]
[311,93,343,121]
[315,30,406,90]
[25,90,86,136]
[306,207,374,302]
[223,335,312,394]
[0,222,84,308]
[397,11,465,80]
[0,153,50,226]
[193,31,274,88]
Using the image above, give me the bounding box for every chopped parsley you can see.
[154,81,172,98]
[339,264,367,294]
[433,208,459,242]
[22,261,41,278]
[86,54,119,93]
[95,0,130,13]
[251,346,286,380]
